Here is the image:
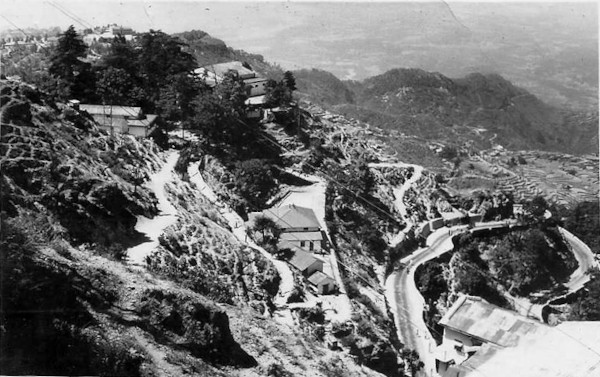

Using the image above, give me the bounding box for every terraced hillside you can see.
[445,149,599,208]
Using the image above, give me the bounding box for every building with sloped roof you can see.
[248,204,324,252]
[436,295,600,377]
[288,249,324,277]
[78,104,158,137]
[308,271,336,295]
[195,61,269,119]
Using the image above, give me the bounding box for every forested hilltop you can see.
[2,25,599,377]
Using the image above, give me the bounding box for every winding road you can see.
[386,221,517,376]
[368,162,423,247]
[386,220,597,377]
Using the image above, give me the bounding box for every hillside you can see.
[0,79,384,377]
[3,24,598,377]
[295,68,599,156]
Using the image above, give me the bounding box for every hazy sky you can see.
[1,1,597,109]
[1,1,597,38]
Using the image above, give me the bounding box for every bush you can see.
[233,159,278,208]
[297,305,325,324]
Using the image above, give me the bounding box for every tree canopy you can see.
[233,159,278,208]
[48,25,94,100]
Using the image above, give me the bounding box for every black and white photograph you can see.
[1,1,599,376]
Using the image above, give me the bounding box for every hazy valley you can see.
[1,3,599,377]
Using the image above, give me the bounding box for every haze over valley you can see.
[1,2,599,377]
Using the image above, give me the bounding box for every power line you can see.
[46,1,93,30]
[233,115,409,226]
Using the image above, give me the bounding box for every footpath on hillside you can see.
[126,151,179,266]
[187,161,295,312]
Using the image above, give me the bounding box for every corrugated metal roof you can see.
[456,322,600,377]
[128,114,158,127]
[308,271,334,285]
[439,295,539,347]
[80,104,142,118]
[288,249,323,271]
[261,204,321,230]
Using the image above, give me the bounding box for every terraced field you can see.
[447,149,598,208]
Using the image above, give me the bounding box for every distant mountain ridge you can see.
[295,68,599,155]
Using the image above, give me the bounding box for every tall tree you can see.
[48,25,92,100]
[96,67,135,106]
[283,71,297,91]
[102,35,138,75]
[136,30,197,111]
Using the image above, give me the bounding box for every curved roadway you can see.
[386,221,597,377]
[386,221,517,377]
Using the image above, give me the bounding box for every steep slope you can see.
[1,79,384,377]
[295,68,599,155]
[295,68,356,105]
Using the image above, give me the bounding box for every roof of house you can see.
[80,104,142,118]
[261,204,321,230]
[127,114,158,127]
[202,61,256,79]
[244,77,269,84]
[439,295,540,347]
[280,231,323,242]
[308,271,335,286]
[454,321,600,377]
[440,211,466,221]
[288,249,323,271]
[245,95,267,105]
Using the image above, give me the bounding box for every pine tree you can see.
[48,25,91,100]
[48,25,87,82]
[283,70,297,91]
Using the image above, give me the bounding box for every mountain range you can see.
[294,67,599,156]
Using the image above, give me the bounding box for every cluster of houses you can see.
[82,24,135,45]
[249,204,337,295]
[435,295,600,376]
[1,34,59,54]
[194,61,270,119]
[73,60,269,137]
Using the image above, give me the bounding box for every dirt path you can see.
[187,161,295,308]
[127,151,179,266]
[278,171,352,322]
[559,227,597,291]
[368,162,423,247]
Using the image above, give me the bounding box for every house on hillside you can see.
[308,271,337,295]
[195,61,269,118]
[83,24,135,45]
[286,249,337,294]
[435,294,600,377]
[249,204,324,253]
[440,211,467,226]
[78,103,158,137]
[288,249,324,277]
[435,295,538,375]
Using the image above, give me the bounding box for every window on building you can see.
[300,241,305,247]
